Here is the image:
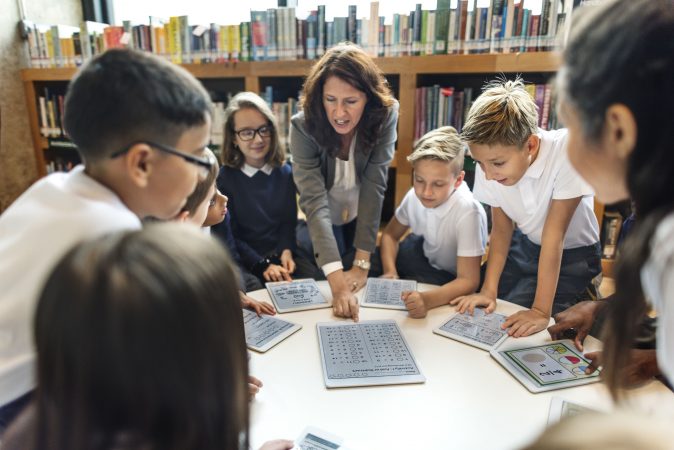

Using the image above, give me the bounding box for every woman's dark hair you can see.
[32,224,249,450]
[560,0,674,398]
[299,42,395,157]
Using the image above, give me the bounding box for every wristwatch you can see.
[353,259,371,271]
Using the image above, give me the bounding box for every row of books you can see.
[23,1,588,68]
[414,81,559,140]
[38,85,300,173]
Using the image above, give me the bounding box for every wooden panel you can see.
[22,80,47,177]
[394,73,417,206]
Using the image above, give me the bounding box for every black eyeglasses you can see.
[111,141,214,180]
[234,125,273,141]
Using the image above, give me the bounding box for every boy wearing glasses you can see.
[0,48,213,430]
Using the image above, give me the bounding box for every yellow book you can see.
[168,16,182,64]
[230,24,240,61]
[220,25,230,61]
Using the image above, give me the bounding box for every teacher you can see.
[290,42,398,321]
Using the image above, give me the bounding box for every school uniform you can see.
[473,128,601,313]
[393,182,488,285]
[641,212,674,384]
[0,166,141,427]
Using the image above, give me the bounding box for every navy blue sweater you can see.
[214,164,297,269]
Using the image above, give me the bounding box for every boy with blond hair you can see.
[379,126,488,318]
[452,78,601,338]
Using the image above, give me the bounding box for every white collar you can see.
[241,163,273,177]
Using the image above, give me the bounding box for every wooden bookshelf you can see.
[21,51,561,205]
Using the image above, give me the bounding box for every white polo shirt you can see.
[473,128,599,248]
[641,212,674,384]
[0,166,141,406]
[395,182,488,274]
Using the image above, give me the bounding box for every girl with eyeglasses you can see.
[213,92,312,291]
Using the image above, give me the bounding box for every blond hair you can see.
[461,77,538,147]
[407,126,464,175]
[181,148,218,216]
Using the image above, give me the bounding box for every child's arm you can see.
[451,206,514,314]
[503,197,581,337]
[379,217,409,278]
[240,291,276,316]
[402,255,481,318]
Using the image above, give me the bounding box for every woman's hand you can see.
[343,266,368,292]
[332,288,360,322]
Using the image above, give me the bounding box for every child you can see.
[453,78,601,338]
[177,147,276,318]
[378,126,488,318]
[213,92,299,290]
[0,48,214,430]
[175,148,219,225]
[553,0,674,395]
[1,225,293,450]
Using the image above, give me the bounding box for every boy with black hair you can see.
[0,48,214,430]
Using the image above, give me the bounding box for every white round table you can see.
[246,281,674,450]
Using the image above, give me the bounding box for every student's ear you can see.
[124,143,154,188]
[174,210,190,222]
[526,134,540,157]
[454,170,465,188]
[604,104,637,160]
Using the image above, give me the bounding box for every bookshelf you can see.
[20,51,560,207]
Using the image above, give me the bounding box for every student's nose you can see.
[483,166,495,180]
[423,184,433,197]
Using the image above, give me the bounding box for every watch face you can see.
[356,260,371,270]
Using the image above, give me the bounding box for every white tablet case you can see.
[433,308,508,351]
[242,309,302,353]
[317,319,426,388]
[547,396,596,424]
[294,426,345,450]
[361,278,417,310]
[266,279,331,313]
[490,339,601,393]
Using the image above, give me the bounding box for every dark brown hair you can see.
[222,91,285,169]
[31,224,249,449]
[181,148,219,216]
[560,0,674,398]
[299,42,395,156]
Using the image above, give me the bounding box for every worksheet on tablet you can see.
[361,278,417,310]
[317,320,425,388]
[266,279,330,313]
[433,308,508,351]
[491,340,601,393]
[242,309,302,353]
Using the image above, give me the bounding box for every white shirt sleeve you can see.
[394,189,415,227]
[472,165,500,207]
[552,134,595,200]
[456,208,488,257]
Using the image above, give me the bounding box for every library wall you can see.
[0,0,81,212]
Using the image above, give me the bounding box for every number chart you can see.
[317,320,425,388]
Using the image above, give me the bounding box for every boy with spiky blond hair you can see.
[379,126,487,318]
[452,78,601,338]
